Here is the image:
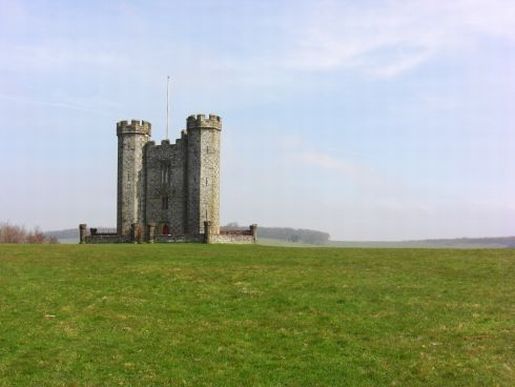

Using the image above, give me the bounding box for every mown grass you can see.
[0,244,513,385]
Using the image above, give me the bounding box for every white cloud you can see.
[283,0,515,77]
[2,0,515,83]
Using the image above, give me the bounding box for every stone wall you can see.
[211,233,255,244]
[154,234,204,243]
[80,225,127,243]
[79,223,258,244]
[144,137,187,236]
[86,234,126,243]
[205,223,257,244]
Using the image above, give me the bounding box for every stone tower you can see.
[117,120,151,238]
[82,112,256,244]
[186,114,221,234]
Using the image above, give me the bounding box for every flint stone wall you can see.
[155,234,204,243]
[85,234,127,243]
[211,234,255,244]
[144,138,188,236]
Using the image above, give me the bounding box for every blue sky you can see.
[1,0,514,240]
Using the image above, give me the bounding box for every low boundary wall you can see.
[79,223,257,244]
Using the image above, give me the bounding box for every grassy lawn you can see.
[0,244,513,385]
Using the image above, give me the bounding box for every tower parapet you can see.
[117,120,152,136]
[186,114,221,131]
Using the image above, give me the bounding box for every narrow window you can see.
[206,177,208,186]
[162,196,169,210]
[161,163,169,184]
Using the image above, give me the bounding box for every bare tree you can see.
[0,223,58,244]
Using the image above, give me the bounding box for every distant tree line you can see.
[44,228,79,240]
[223,223,330,245]
[0,223,58,244]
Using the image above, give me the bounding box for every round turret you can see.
[186,114,221,131]
[185,114,221,235]
[116,119,152,136]
[116,119,151,239]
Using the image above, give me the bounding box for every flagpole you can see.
[166,76,170,140]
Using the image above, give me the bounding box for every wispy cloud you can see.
[298,150,387,189]
[3,0,514,89]
[282,0,515,77]
[0,93,120,115]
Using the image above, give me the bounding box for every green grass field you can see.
[0,244,513,385]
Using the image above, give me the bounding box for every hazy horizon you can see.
[1,1,514,241]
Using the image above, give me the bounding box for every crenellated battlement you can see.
[145,138,180,149]
[144,136,186,156]
[117,119,152,136]
[186,114,221,130]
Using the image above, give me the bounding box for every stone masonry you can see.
[117,120,151,237]
[82,114,256,244]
